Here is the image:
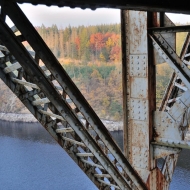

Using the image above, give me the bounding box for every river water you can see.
[0,121,189,190]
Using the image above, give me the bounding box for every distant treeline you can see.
[36,24,121,63]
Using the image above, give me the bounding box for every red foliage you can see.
[90,33,105,51]
[75,36,80,50]
[110,46,121,61]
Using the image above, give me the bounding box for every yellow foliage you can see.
[176,32,188,55]
[99,52,106,62]
[156,62,172,76]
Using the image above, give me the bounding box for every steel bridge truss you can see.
[0,2,190,190]
[121,11,190,189]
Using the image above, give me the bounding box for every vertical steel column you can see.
[121,10,160,188]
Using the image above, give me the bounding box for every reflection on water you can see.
[0,121,189,190]
[0,121,56,144]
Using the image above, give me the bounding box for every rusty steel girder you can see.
[122,10,190,189]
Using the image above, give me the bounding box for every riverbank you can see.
[0,113,123,131]
[1,113,190,138]
[0,113,37,123]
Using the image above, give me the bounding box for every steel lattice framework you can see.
[0,1,190,190]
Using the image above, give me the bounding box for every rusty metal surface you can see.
[122,11,190,189]
[161,154,179,182]
[154,111,181,140]
[149,14,190,188]
[153,145,181,159]
[146,168,168,190]
[149,25,190,33]
[122,11,156,188]
[152,138,190,149]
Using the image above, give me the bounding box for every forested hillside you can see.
[36,24,123,120]
[36,24,121,62]
[0,24,188,121]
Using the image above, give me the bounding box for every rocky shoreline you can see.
[0,112,123,131]
[0,113,37,123]
[0,113,189,140]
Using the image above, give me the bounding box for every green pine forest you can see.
[25,24,187,120]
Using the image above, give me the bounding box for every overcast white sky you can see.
[6,3,190,28]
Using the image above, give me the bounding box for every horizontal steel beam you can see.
[4,0,190,14]
[149,25,190,33]
[152,138,190,149]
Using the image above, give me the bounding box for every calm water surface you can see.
[0,121,189,190]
